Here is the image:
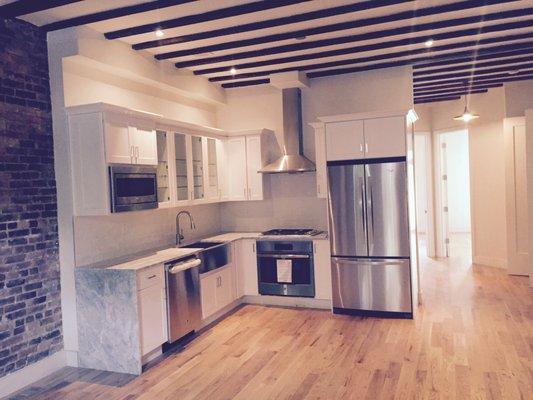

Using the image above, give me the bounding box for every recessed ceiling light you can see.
[230,67,237,75]
[425,39,434,47]
[155,29,164,38]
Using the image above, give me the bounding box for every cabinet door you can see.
[131,126,158,165]
[138,285,166,356]
[313,240,332,300]
[200,273,218,319]
[326,120,364,161]
[236,239,258,296]
[245,135,263,201]
[216,266,235,309]
[104,118,133,164]
[206,138,219,201]
[216,139,229,201]
[226,137,247,201]
[314,126,327,199]
[174,133,191,203]
[363,116,406,158]
[191,136,205,201]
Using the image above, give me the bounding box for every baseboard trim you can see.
[243,295,331,310]
[0,350,67,399]
[472,256,507,269]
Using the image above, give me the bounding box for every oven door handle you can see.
[257,254,310,259]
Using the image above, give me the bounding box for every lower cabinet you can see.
[200,264,236,320]
[137,265,167,357]
[313,240,332,300]
[235,239,258,297]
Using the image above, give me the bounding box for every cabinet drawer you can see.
[137,264,164,291]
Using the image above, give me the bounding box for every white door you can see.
[104,117,133,164]
[245,135,263,201]
[326,120,364,161]
[226,137,247,201]
[131,127,158,165]
[505,120,529,275]
[440,139,450,257]
[138,285,166,356]
[363,116,406,158]
[200,273,218,319]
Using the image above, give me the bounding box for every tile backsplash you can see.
[74,203,221,266]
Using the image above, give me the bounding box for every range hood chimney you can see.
[259,88,316,174]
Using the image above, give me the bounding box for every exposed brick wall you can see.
[0,18,62,378]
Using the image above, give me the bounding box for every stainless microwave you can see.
[109,164,158,213]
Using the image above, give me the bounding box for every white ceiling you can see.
[3,0,532,102]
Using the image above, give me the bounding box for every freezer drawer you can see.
[331,257,412,314]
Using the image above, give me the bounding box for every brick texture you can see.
[0,18,62,378]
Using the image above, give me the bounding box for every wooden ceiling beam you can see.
[414,55,533,76]
[133,0,410,51]
[0,0,81,18]
[414,96,461,104]
[414,62,533,82]
[42,0,196,32]
[104,0,310,40]
[156,0,511,59]
[174,11,533,68]
[414,72,533,88]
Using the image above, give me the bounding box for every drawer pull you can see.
[169,258,201,274]
[147,274,157,279]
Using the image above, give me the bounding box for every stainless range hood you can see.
[259,88,316,174]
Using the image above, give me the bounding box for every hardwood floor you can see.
[7,251,532,400]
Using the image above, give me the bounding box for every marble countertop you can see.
[79,231,329,272]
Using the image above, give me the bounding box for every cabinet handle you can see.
[130,145,135,160]
[147,274,156,279]
[252,242,256,253]
[359,143,363,153]
[365,143,368,153]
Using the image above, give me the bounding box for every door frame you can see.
[413,131,436,257]
[433,128,474,258]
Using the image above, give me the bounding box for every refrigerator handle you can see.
[367,183,374,253]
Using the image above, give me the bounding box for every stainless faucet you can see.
[176,210,196,245]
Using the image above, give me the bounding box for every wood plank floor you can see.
[7,250,533,400]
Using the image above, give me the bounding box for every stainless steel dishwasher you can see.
[165,256,202,343]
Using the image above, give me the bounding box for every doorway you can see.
[437,129,472,261]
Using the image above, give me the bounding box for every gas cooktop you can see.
[261,228,322,236]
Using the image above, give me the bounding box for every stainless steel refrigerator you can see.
[328,159,412,317]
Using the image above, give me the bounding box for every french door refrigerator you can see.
[328,159,412,317]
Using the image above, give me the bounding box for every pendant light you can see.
[453,83,479,122]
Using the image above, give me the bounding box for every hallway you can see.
[8,253,533,400]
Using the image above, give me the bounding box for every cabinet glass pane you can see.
[156,131,170,202]
[192,136,204,200]
[174,133,189,201]
[207,138,218,194]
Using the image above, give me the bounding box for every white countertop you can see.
[79,231,328,272]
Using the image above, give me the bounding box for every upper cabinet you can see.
[66,103,277,215]
[324,114,407,162]
[104,115,157,166]
[224,131,278,202]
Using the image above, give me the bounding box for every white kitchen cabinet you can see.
[200,264,236,320]
[137,265,167,357]
[225,131,277,201]
[245,135,264,201]
[235,239,258,297]
[363,116,406,158]
[206,138,220,201]
[326,120,364,161]
[313,240,332,300]
[226,137,248,201]
[173,132,192,203]
[313,124,327,199]
[216,139,229,201]
[104,115,157,166]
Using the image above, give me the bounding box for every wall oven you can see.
[109,164,158,213]
[257,241,315,298]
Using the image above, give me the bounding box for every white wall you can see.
[505,81,533,118]
[217,66,413,231]
[74,204,221,266]
[442,130,471,233]
[415,88,508,267]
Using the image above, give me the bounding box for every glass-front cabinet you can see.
[174,132,190,203]
[156,130,171,206]
[191,136,205,201]
[207,138,219,200]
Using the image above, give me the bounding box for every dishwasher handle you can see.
[168,258,201,274]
